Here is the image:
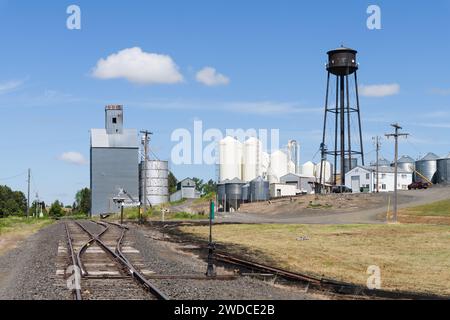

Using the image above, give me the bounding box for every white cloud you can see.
[58,152,88,165]
[91,47,183,85]
[196,67,230,86]
[0,79,25,95]
[359,83,400,97]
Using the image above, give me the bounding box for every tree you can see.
[0,185,27,217]
[74,188,91,215]
[192,177,204,193]
[49,200,64,217]
[202,179,217,195]
[168,172,178,194]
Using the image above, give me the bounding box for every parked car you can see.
[408,182,430,190]
[332,185,353,193]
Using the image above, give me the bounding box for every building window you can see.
[382,184,387,190]
[366,173,370,179]
[401,174,407,179]
[112,117,117,124]
[381,174,386,179]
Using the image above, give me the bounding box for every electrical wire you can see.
[0,171,27,181]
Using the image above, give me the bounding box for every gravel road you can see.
[216,186,450,224]
[0,223,67,300]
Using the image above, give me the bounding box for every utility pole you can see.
[385,124,409,223]
[372,136,382,193]
[27,169,31,218]
[140,130,153,221]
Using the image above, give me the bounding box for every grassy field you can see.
[0,217,54,255]
[399,198,450,225]
[400,199,450,217]
[180,223,450,296]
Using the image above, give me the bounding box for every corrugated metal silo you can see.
[139,160,169,206]
[394,156,415,173]
[437,153,450,185]
[415,153,439,184]
[241,183,250,202]
[249,177,270,202]
[344,158,358,174]
[224,178,244,211]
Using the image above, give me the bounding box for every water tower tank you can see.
[243,137,262,182]
[415,153,439,184]
[302,161,315,177]
[327,47,358,76]
[219,137,243,182]
[268,150,288,183]
[436,153,450,185]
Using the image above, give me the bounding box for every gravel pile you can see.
[128,225,321,300]
[0,223,67,300]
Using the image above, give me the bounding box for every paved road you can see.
[216,186,450,225]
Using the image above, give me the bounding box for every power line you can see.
[0,171,28,181]
[385,123,409,223]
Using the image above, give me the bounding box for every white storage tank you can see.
[302,161,316,177]
[242,137,263,182]
[268,150,289,183]
[315,161,333,183]
[219,136,243,182]
[261,152,270,178]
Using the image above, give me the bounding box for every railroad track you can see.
[64,220,169,300]
[213,251,448,300]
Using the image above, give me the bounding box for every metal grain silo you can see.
[301,161,316,177]
[241,183,250,202]
[437,153,450,185]
[343,158,358,174]
[315,161,333,183]
[139,160,169,206]
[371,158,390,167]
[393,156,415,174]
[249,176,270,202]
[415,153,439,184]
[224,178,245,212]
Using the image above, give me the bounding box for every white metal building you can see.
[169,178,201,202]
[270,183,298,198]
[345,166,413,193]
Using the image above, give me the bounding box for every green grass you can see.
[193,192,216,205]
[402,199,450,217]
[168,211,206,220]
[169,198,187,206]
[0,216,53,235]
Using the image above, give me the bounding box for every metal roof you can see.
[398,156,415,163]
[351,166,410,174]
[420,152,440,161]
[91,129,138,148]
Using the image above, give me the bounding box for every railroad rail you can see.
[64,220,169,300]
[214,251,448,300]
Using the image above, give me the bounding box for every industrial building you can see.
[169,178,201,202]
[90,105,139,215]
[345,166,413,193]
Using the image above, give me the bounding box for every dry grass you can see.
[180,223,450,296]
[0,217,53,256]
[399,198,450,225]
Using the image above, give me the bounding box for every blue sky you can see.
[0,0,449,205]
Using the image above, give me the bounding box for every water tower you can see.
[319,46,365,187]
